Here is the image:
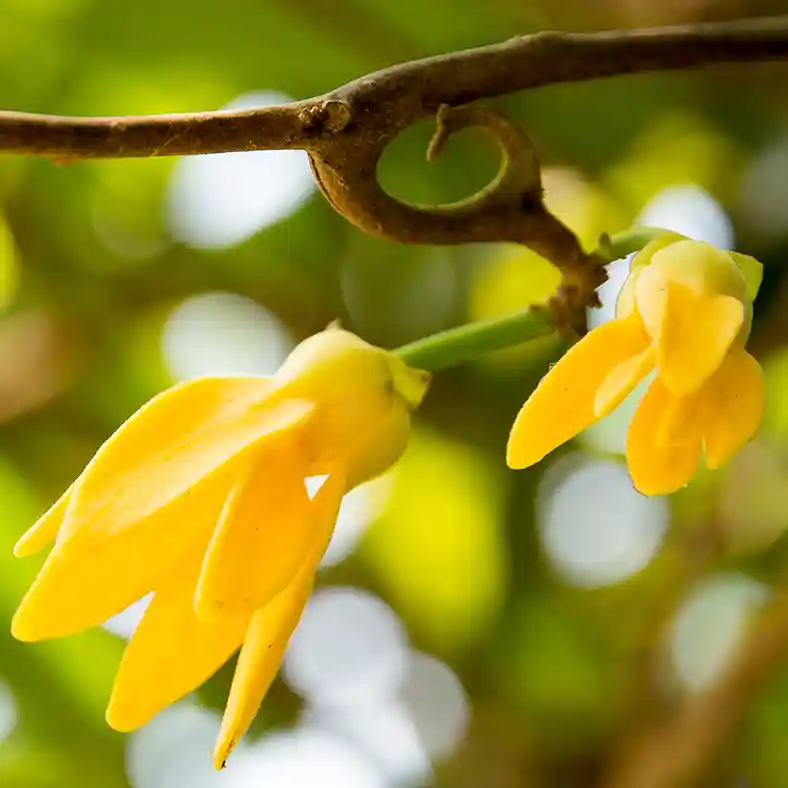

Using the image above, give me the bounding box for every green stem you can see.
[394,308,555,370]
[394,227,664,371]
[599,226,667,262]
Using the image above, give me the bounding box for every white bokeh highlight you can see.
[537,455,669,587]
[400,651,469,761]
[128,703,386,788]
[0,680,17,744]
[305,702,431,786]
[103,594,152,640]
[128,703,223,788]
[669,573,769,691]
[167,91,314,249]
[284,587,409,707]
[636,184,734,249]
[161,291,292,381]
[318,475,393,568]
[587,255,631,330]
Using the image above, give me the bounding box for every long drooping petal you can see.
[12,392,314,642]
[58,378,311,547]
[653,281,744,396]
[507,316,649,469]
[194,441,314,622]
[13,483,73,557]
[212,471,347,769]
[11,471,229,642]
[105,543,250,733]
[701,345,764,469]
[626,378,702,496]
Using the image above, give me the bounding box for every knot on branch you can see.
[298,99,353,135]
[308,102,606,335]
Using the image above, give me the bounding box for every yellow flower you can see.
[507,238,765,495]
[11,326,430,768]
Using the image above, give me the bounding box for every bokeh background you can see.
[3,1,788,787]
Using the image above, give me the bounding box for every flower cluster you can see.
[12,327,430,767]
[507,236,764,494]
[10,236,766,765]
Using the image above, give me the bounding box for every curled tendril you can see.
[308,102,605,334]
[424,103,542,209]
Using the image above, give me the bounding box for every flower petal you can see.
[212,471,347,769]
[593,347,655,419]
[194,441,313,622]
[701,345,764,469]
[105,543,249,733]
[507,316,649,469]
[626,378,702,496]
[11,472,230,642]
[655,281,744,396]
[13,484,72,558]
[58,378,311,547]
[729,251,764,302]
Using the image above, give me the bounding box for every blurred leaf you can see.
[492,594,618,745]
[0,456,128,786]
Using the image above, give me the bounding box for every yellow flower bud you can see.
[508,237,764,496]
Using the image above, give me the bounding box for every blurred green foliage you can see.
[4,2,788,788]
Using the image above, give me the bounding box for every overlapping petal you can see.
[58,378,311,547]
[655,281,744,396]
[11,471,230,642]
[593,347,655,419]
[106,542,250,732]
[213,471,347,768]
[194,441,314,622]
[701,345,764,469]
[626,378,702,496]
[507,315,649,469]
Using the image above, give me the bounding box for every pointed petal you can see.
[13,484,72,558]
[649,280,744,396]
[213,472,347,768]
[594,347,655,419]
[507,317,649,469]
[701,346,764,469]
[106,544,249,732]
[59,377,312,547]
[10,471,231,642]
[626,378,702,496]
[194,442,313,622]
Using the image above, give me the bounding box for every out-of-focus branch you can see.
[602,592,788,788]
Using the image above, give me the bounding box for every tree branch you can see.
[2,16,787,326]
[2,16,787,161]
